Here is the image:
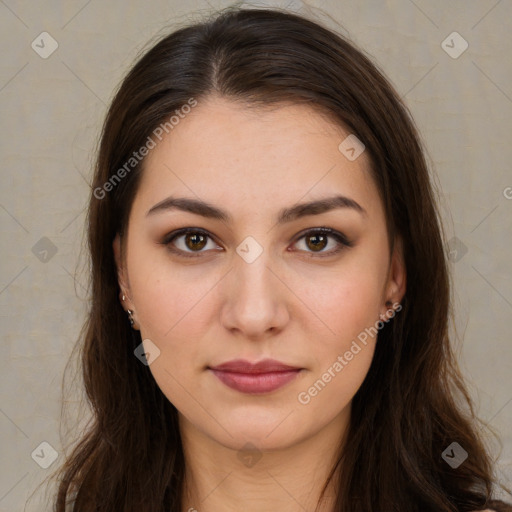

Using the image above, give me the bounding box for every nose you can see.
[220,249,290,340]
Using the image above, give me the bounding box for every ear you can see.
[113,233,132,307]
[113,234,141,330]
[383,236,406,307]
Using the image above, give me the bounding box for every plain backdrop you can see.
[0,1,511,510]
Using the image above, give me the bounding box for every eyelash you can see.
[161,227,353,259]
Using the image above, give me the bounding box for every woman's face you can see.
[114,96,405,452]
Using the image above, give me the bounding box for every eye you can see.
[161,228,221,258]
[161,227,352,259]
[291,227,352,257]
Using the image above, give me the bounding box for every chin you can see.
[212,408,311,451]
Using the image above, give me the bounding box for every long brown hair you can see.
[46,6,511,511]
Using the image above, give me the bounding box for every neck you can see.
[179,408,350,512]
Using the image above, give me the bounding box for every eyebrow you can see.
[146,194,367,223]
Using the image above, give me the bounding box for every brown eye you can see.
[162,226,352,259]
[162,228,220,258]
[305,233,328,252]
[184,232,207,251]
[292,228,352,257]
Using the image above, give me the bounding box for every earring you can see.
[122,293,136,328]
[379,300,397,321]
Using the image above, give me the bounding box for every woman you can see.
[49,6,511,512]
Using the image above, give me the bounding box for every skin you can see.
[113,95,406,512]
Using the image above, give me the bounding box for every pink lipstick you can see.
[208,358,303,394]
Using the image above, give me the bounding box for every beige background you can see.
[0,0,511,510]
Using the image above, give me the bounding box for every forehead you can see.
[133,96,381,222]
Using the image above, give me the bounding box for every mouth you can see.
[208,358,303,394]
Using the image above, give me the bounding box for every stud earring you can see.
[379,300,398,321]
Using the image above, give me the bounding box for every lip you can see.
[208,358,303,394]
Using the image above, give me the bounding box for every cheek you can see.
[127,253,219,409]
[127,244,221,351]
[287,259,385,406]
[294,271,382,418]
[293,265,384,346]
